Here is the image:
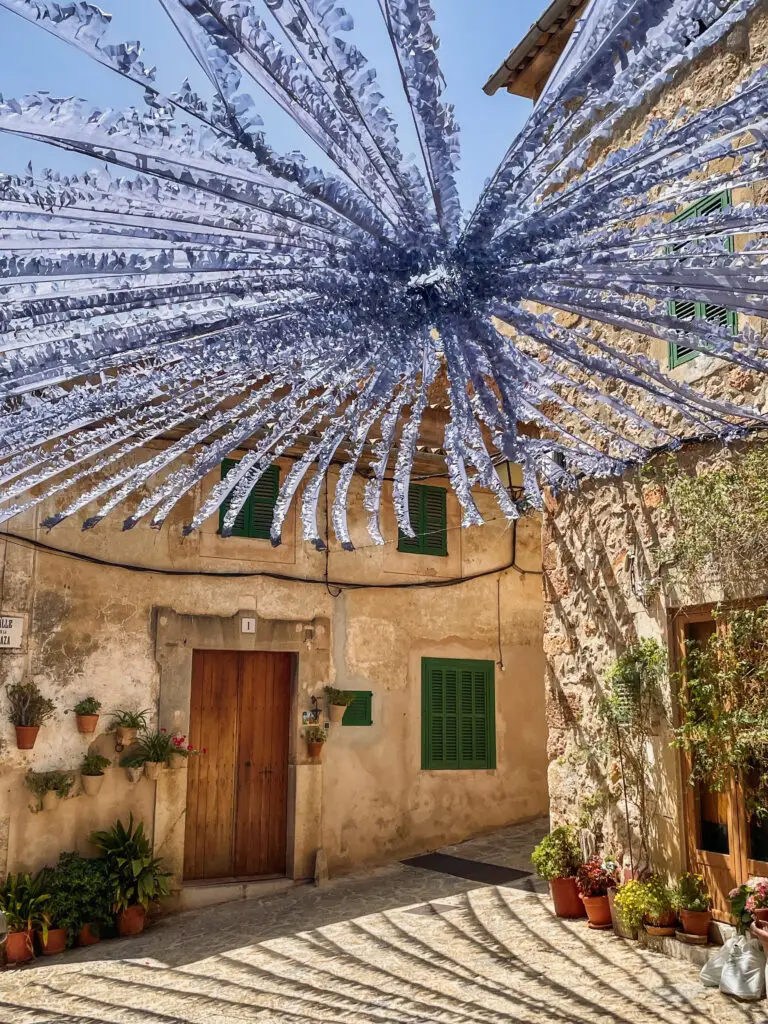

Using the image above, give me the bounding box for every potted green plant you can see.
[642,875,677,935]
[323,686,355,725]
[673,872,713,937]
[41,852,112,949]
[90,816,170,937]
[531,826,585,918]
[25,770,76,812]
[80,752,111,796]
[305,725,327,759]
[0,871,50,963]
[7,681,55,749]
[168,734,205,769]
[109,707,149,750]
[120,753,146,784]
[576,857,618,928]
[73,696,102,735]
[134,728,174,780]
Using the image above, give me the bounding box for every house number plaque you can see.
[0,616,24,649]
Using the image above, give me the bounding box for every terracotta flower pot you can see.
[39,927,67,955]
[6,929,34,963]
[125,765,143,784]
[78,923,101,946]
[42,790,58,811]
[117,904,147,937]
[76,714,99,734]
[550,877,586,918]
[328,704,346,725]
[144,761,163,781]
[752,907,768,923]
[307,741,324,759]
[81,773,105,796]
[168,752,186,770]
[645,910,677,936]
[581,894,612,928]
[14,724,39,750]
[116,726,138,748]
[680,909,712,937]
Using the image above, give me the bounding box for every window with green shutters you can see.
[668,191,738,368]
[342,691,372,726]
[421,658,496,770]
[218,459,280,540]
[397,484,448,556]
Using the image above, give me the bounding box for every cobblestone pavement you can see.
[1,818,766,1023]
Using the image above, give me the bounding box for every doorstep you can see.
[636,921,737,969]
[167,876,301,914]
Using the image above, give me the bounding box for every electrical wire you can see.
[0,529,541,590]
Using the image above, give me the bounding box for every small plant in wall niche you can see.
[80,752,111,797]
[305,725,327,760]
[7,681,55,750]
[72,696,102,735]
[120,753,146,784]
[26,770,76,812]
[109,707,149,750]
[323,686,355,724]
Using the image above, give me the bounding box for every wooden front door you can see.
[184,649,292,881]
[675,609,768,918]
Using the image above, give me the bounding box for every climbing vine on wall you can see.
[659,444,768,594]
[674,605,768,821]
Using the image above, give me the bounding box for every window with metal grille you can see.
[397,484,448,556]
[218,459,280,540]
[342,691,373,726]
[668,191,738,368]
[421,658,496,770]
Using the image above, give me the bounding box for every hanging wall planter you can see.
[109,708,149,751]
[324,686,354,724]
[144,761,163,781]
[124,763,144,784]
[15,724,40,750]
[26,770,75,812]
[304,726,327,761]
[8,681,56,750]
[73,697,102,734]
[80,753,111,796]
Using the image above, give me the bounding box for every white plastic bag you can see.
[719,935,766,1001]
[700,938,734,987]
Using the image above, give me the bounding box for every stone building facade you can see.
[0,449,547,908]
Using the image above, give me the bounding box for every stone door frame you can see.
[152,606,330,890]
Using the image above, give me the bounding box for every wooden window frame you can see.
[397,484,448,557]
[421,657,496,771]
[667,190,738,369]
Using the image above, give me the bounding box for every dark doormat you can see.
[401,853,531,886]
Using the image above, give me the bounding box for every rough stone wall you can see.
[542,433,768,874]
[0,451,547,881]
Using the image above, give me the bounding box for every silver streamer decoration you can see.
[0,0,767,547]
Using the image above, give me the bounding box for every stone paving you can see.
[1,817,766,1023]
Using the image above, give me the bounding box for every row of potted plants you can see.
[1,816,169,964]
[532,826,716,939]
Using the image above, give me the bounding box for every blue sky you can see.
[0,0,549,213]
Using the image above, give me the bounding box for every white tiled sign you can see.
[0,615,24,649]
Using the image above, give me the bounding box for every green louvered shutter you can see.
[342,691,372,726]
[397,486,423,553]
[668,191,737,367]
[422,659,495,770]
[219,461,279,539]
[398,485,448,556]
[247,465,280,539]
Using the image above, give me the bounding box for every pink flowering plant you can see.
[576,856,619,897]
[745,880,768,914]
[729,883,756,933]
[170,734,205,758]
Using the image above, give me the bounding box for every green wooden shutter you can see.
[219,461,279,539]
[668,190,737,367]
[398,485,448,556]
[422,659,495,770]
[342,691,373,726]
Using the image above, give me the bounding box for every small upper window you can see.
[397,484,448,556]
[668,191,738,368]
[218,460,279,540]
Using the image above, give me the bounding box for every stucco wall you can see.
[0,452,547,884]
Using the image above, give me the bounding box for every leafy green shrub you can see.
[602,639,666,728]
[81,753,111,777]
[90,816,170,912]
[324,686,355,707]
[6,682,55,727]
[41,852,112,945]
[25,770,76,802]
[134,729,174,764]
[73,697,101,716]
[531,826,582,880]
